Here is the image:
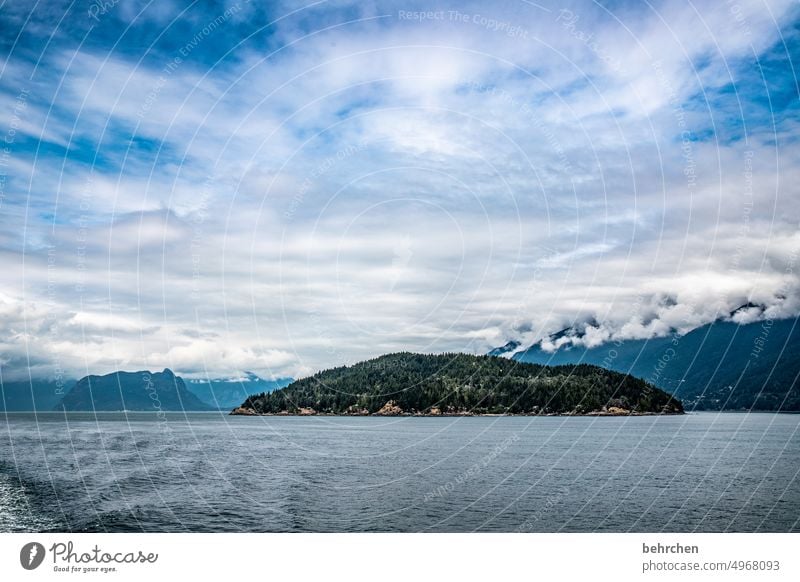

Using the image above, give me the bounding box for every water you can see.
[0,411,798,532]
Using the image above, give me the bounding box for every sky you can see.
[0,0,798,381]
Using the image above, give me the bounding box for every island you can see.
[231,352,683,416]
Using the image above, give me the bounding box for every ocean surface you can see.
[1,411,798,532]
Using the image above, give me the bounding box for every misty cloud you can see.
[0,0,798,380]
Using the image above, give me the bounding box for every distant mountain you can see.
[57,369,212,411]
[511,317,800,411]
[0,378,76,411]
[184,372,293,409]
[487,341,520,357]
[235,352,682,415]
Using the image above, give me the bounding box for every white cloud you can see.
[1,0,798,380]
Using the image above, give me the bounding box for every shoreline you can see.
[10,409,800,415]
[229,407,685,417]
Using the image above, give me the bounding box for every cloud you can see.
[153,339,299,379]
[0,0,798,380]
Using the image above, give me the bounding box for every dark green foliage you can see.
[240,352,682,415]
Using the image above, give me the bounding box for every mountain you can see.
[512,317,800,411]
[487,340,521,357]
[234,352,682,416]
[57,369,212,411]
[184,372,293,409]
[0,378,76,411]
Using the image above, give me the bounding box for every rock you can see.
[375,400,404,416]
[345,405,369,415]
[230,407,257,416]
[606,406,630,415]
[298,407,317,415]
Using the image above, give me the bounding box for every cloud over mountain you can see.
[0,0,798,379]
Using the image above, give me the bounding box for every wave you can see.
[0,466,63,532]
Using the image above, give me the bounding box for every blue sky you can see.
[0,0,798,380]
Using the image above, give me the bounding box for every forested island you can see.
[231,353,683,416]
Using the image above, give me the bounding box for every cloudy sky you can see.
[0,0,798,381]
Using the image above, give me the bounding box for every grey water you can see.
[1,411,798,532]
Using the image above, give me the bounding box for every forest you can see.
[237,352,683,415]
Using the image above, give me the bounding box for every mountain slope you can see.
[184,373,293,409]
[57,369,212,411]
[513,317,800,411]
[0,378,76,411]
[487,341,520,357]
[236,352,682,415]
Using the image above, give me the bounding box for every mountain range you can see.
[58,368,212,411]
[0,378,76,412]
[1,370,291,411]
[184,373,292,409]
[2,316,797,413]
[509,316,800,411]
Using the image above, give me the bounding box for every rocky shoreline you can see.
[229,402,683,417]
